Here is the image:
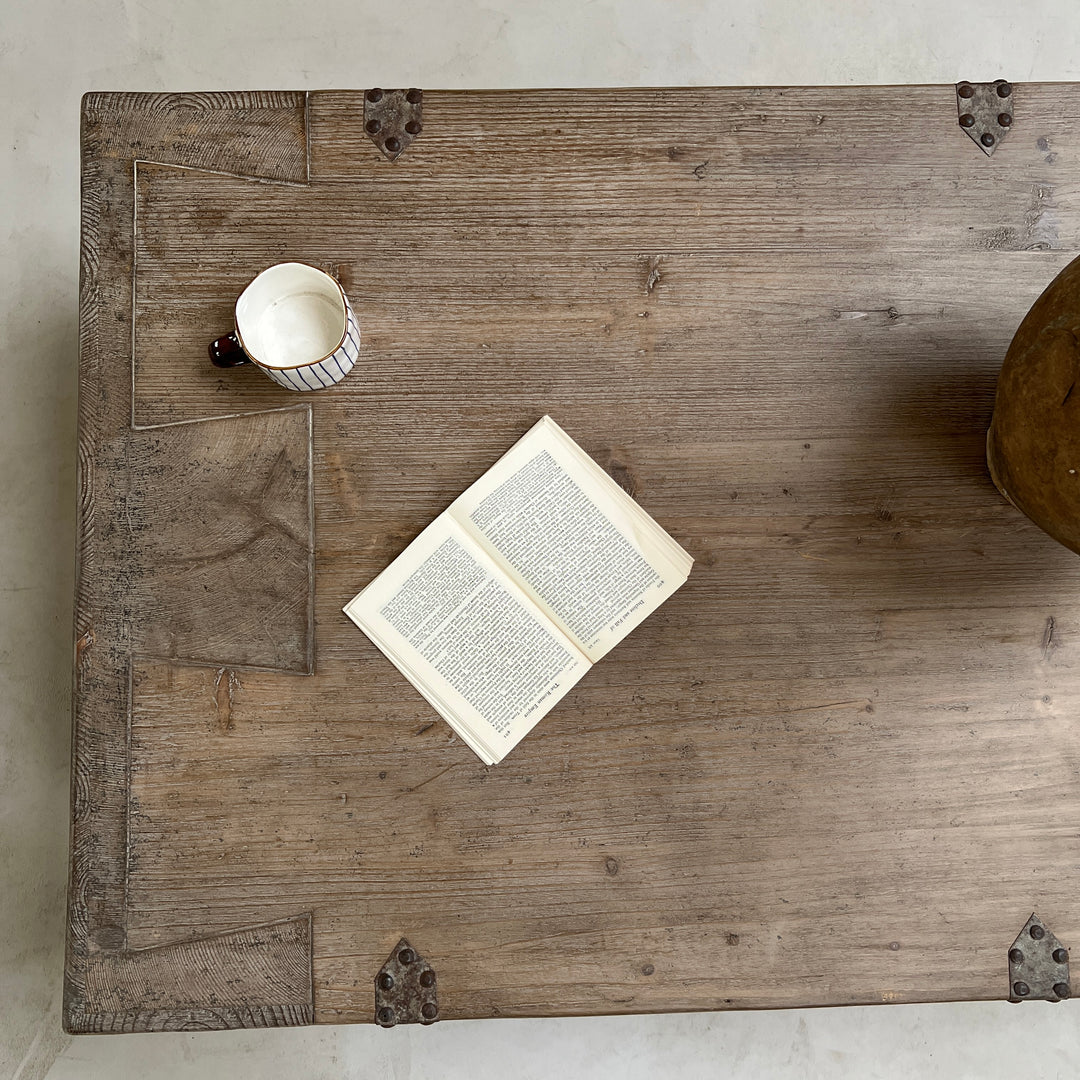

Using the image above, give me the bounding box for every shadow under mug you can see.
[209,262,360,391]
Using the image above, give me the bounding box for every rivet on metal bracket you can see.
[956,79,1014,156]
[375,937,439,1026]
[364,88,423,161]
[1008,913,1070,1002]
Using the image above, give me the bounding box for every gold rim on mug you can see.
[233,261,351,371]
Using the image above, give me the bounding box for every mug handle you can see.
[209,332,250,367]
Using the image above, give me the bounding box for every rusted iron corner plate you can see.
[956,79,1014,155]
[375,937,438,1026]
[364,88,423,161]
[1008,914,1071,1002]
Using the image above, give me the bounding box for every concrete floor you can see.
[4,1,1080,1077]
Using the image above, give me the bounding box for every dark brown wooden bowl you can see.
[989,254,1080,555]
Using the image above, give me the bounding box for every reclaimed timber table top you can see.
[68,85,1080,1033]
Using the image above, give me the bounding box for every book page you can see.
[343,514,590,765]
[448,416,693,662]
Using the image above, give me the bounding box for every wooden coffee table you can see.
[68,85,1080,1032]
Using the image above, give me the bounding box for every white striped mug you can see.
[209,262,359,391]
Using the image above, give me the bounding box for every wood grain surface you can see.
[72,84,1080,1031]
[69,92,314,1034]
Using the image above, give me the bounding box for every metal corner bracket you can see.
[375,937,439,1026]
[1008,913,1070,1002]
[364,88,423,161]
[956,79,1014,155]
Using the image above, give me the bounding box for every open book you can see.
[343,416,693,764]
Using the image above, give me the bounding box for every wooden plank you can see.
[68,91,313,1035]
[125,601,1080,1019]
[74,84,1080,1030]
[120,406,314,671]
[80,916,313,1022]
[129,155,1073,431]
[306,86,1075,179]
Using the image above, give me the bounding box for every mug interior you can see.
[235,263,346,369]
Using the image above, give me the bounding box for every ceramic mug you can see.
[209,262,359,391]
